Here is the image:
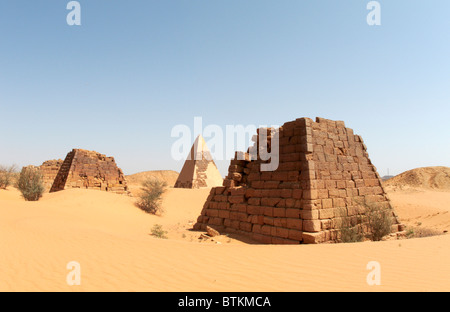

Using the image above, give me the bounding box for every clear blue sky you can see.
[0,1,449,176]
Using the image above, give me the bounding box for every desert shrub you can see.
[136,178,167,214]
[16,167,44,201]
[0,165,17,189]
[150,224,168,239]
[361,201,393,241]
[338,200,394,243]
[337,208,364,243]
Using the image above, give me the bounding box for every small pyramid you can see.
[50,149,128,194]
[174,135,224,189]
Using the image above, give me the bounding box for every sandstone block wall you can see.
[50,149,128,194]
[194,117,402,244]
[38,160,63,192]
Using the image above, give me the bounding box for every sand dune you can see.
[126,170,179,187]
[387,188,450,233]
[383,166,450,233]
[384,166,450,190]
[1,184,450,292]
[126,170,180,197]
[1,163,450,291]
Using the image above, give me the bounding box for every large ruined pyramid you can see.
[194,117,403,244]
[174,135,224,189]
[49,149,128,194]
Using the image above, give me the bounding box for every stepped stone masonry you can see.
[194,117,403,244]
[49,149,128,194]
[38,159,64,192]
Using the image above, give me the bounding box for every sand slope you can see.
[384,166,450,190]
[383,166,450,233]
[126,170,179,187]
[1,186,450,292]
[126,170,180,197]
[387,188,450,233]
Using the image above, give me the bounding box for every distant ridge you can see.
[126,170,179,186]
[384,166,450,190]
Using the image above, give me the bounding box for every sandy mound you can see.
[389,188,450,233]
[1,185,450,291]
[126,170,179,187]
[126,170,180,196]
[384,166,450,190]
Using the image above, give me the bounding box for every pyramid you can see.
[50,149,128,194]
[174,135,224,189]
[38,159,64,192]
[194,117,404,244]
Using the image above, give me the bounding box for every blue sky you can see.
[0,0,449,176]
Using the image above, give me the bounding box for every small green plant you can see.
[151,224,168,239]
[406,228,415,238]
[405,226,442,239]
[0,165,17,190]
[16,166,44,201]
[136,178,167,215]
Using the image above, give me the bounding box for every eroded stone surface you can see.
[194,117,402,244]
[49,149,128,194]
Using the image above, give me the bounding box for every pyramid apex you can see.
[174,135,223,189]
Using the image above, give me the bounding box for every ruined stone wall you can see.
[194,117,402,244]
[50,149,128,194]
[38,160,63,192]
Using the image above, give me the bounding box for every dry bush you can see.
[0,165,17,189]
[355,198,393,242]
[16,167,44,201]
[136,178,167,214]
[365,204,393,241]
[337,208,364,243]
[338,199,395,243]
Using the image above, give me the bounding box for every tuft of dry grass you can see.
[405,227,444,239]
[150,224,168,239]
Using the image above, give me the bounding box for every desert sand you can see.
[384,167,450,232]
[384,166,450,190]
[126,170,180,196]
[1,168,450,292]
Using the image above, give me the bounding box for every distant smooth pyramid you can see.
[174,135,224,189]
